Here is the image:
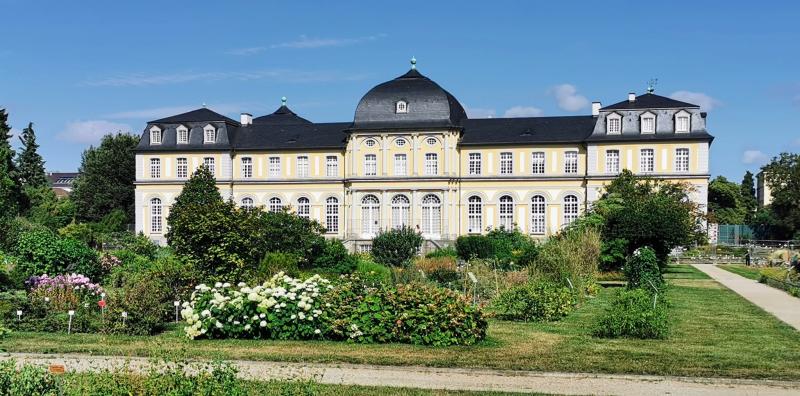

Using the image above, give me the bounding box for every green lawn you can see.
[717,264,762,281]
[2,265,800,380]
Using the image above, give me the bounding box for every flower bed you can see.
[182,273,487,346]
[26,274,104,311]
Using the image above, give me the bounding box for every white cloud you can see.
[503,106,543,118]
[270,34,386,49]
[741,150,769,165]
[82,69,370,87]
[669,91,722,111]
[465,107,496,118]
[57,120,133,144]
[550,84,589,112]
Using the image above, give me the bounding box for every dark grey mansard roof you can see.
[601,93,699,110]
[234,122,350,150]
[352,68,467,129]
[149,108,239,125]
[253,104,312,125]
[460,116,597,145]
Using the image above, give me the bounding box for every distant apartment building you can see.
[47,172,79,197]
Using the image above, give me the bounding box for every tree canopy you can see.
[16,122,48,189]
[761,152,800,239]
[0,108,22,219]
[708,176,747,225]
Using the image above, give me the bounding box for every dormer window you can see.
[203,124,216,143]
[606,113,622,134]
[675,110,690,133]
[149,126,162,145]
[396,100,408,114]
[176,125,189,144]
[641,112,656,134]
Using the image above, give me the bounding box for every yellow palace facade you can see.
[135,61,713,250]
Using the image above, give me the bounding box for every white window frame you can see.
[150,198,162,233]
[149,126,162,145]
[396,100,408,114]
[176,157,188,179]
[364,138,377,148]
[203,157,215,175]
[203,124,216,143]
[531,151,545,174]
[364,154,377,176]
[563,195,579,227]
[640,148,654,173]
[177,125,189,144]
[268,197,283,212]
[296,156,309,178]
[468,153,482,175]
[268,156,281,177]
[241,157,253,179]
[424,153,438,175]
[296,197,310,218]
[395,138,407,147]
[530,195,546,234]
[606,113,622,134]
[421,194,441,236]
[500,152,513,175]
[325,197,339,233]
[605,150,620,174]
[394,154,407,176]
[675,148,690,172]
[326,156,338,177]
[361,195,380,237]
[150,158,161,179]
[391,195,410,229]
[675,110,691,133]
[499,195,514,230]
[467,195,483,234]
[641,112,656,134]
[241,197,254,209]
[425,137,437,146]
[564,151,578,174]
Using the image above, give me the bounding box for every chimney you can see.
[591,102,601,116]
[628,92,636,102]
[240,113,252,126]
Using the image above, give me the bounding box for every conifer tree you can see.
[0,109,22,217]
[16,122,48,188]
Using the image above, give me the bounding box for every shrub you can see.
[455,235,493,261]
[105,275,172,335]
[530,227,600,297]
[26,274,104,311]
[491,281,576,322]
[413,256,458,285]
[599,238,628,272]
[623,246,663,290]
[516,241,540,267]
[425,245,457,259]
[594,287,669,339]
[0,360,60,396]
[252,252,300,281]
[371,226,422,267]
[354,257,392,285]
[13,230,100,280]
[485,227,533,267]
[312,239,357,274]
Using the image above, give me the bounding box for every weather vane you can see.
[647,78,658,94]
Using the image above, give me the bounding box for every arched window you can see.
[421,194,441,236]
[361,195,380,236]
[563,195,579,227]
[269,197,282,212]
[499,195,514,230]
[150,198,162,233]
[203,125,216,143]
[467,196,483,233]
[326,197,339,233]
[297,197,310,218]
[241,197,254,209]
[391,195,410,229]
[531,195,546,234]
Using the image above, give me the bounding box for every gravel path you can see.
[2,352,800,395]
[694,263,800,331]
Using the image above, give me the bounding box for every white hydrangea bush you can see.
[182,272,333,340]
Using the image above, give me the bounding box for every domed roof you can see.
[253,98,311,125]
[353,62,467,129]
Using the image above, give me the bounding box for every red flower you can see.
[98,300,107,308]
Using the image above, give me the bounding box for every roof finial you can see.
[281,96,287,106]
[202,102,207,108]
[410,56,416,70]
[647,78,658,94]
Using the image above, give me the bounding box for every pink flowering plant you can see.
[26,274,105,311]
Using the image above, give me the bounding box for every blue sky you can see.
[1,1,799,181]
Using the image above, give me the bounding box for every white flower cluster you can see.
[182,272,333,340]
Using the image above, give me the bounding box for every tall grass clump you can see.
[529,227,601,298]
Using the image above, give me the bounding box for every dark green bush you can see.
[104,275,172,335]
[354,257,392,285]
[425,245,457,258]
[455,235,493,261]
[485,227,534,267]
[599,238,628,272]
[13,230,100,280]
[594,287,669,339]
[312,239,357,274]
[254,252,300,280]
[623,246,663,290]
[371,226,422,267]
[491,281,576,322]
[413,256,459,285]
[0,360,60,396]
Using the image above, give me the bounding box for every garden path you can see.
[693,264,800,331]
[3,352,800,395]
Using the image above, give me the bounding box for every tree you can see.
[0,108,22,219]
[740,171,757,222]
[71,133,139,223]
[371,226,423,267]
[16,122,48,189]
[761,153,800,239]
[708,176,746,224]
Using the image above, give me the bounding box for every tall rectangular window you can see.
[268,156,281,177]
[531,152,545,174]
[296,156,309,178]
[564,151,578,174]
[150,198,162,233]
[203,157,215,174]
[608,118,621,134]
[676,116,690,133]
[150,158,161,178]
[500,152,513,175]
[467,196,483,233]
[640,149,654,173]
[325,197,339,233]
[326,156,338,177]
[675,148,690,172]
[394,154,407,176]
[424,153,438,175]
[176,158,188,179]
[468,153,482,175]
[364,154,377,176]
[177,127,188,143]
[642,117,655,133]
[241,157,253,179]
[605,150,620,174]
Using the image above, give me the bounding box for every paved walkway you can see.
[693,263,800,331]
[3,352,800,395]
